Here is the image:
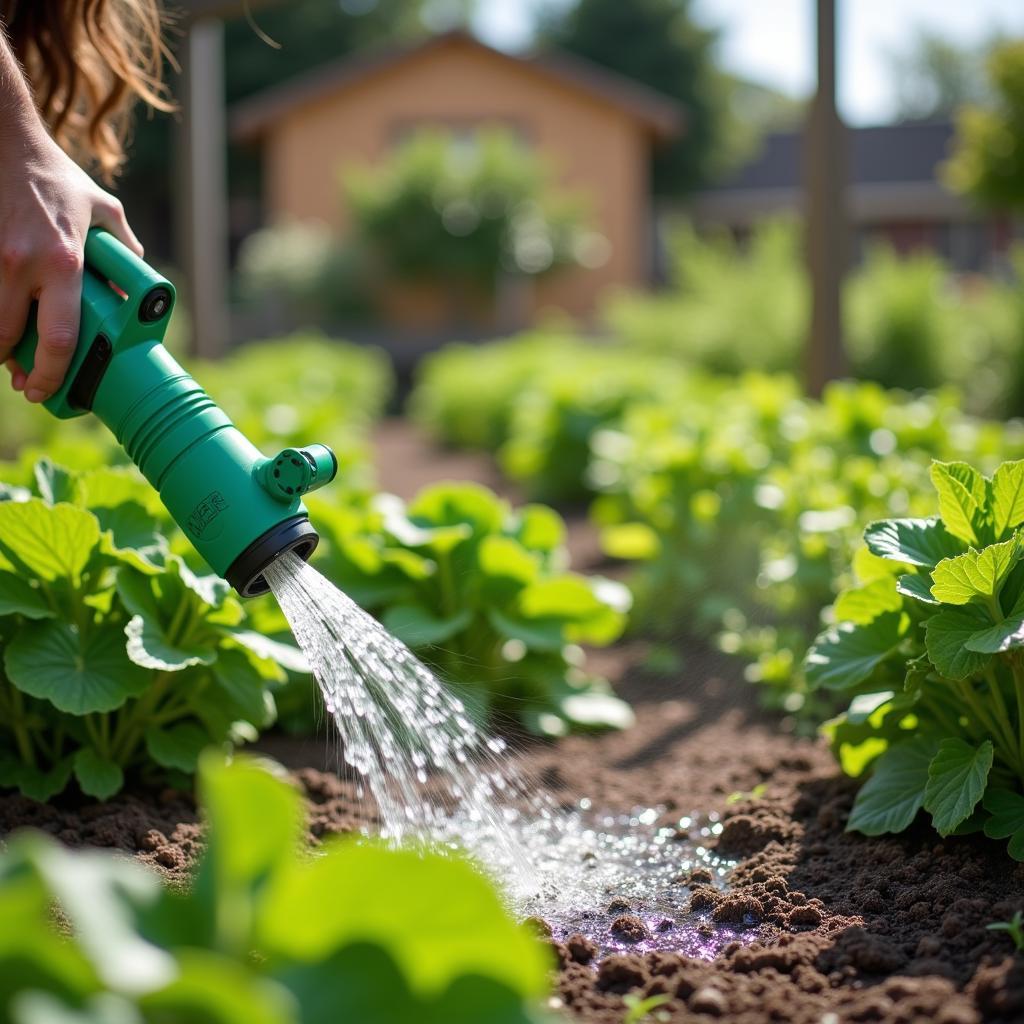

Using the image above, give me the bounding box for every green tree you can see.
[887,30,994,122]
[539,0,731,195]
[945,40,1024,212]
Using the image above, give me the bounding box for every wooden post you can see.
[804,0,847,395]
[175,18,230,359]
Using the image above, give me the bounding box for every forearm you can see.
[0,28,45,147]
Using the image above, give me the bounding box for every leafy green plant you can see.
[603,219,806,375]
[410,330,584,451]
[0,753,552,1023]
[988,909,1024,951]
[307,481,632,735]
[0,460,301,801]
[805,459,1024,856]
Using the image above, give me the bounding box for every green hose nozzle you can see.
[12,229,337,596]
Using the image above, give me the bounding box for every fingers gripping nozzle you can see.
[256,444,338,502]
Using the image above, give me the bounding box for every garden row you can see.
[411,330,1024,855]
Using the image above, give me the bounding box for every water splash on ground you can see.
[267,553,753,958]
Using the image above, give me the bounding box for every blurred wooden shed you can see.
[231,30,683,329]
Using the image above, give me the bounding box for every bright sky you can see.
[472,0,1024,125]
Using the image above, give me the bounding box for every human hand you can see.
[0,129,143,403]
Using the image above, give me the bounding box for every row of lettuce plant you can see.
[0,754,551,1023]
[0,447,632,801]
[411,334,1024,715]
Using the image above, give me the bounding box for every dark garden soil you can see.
[2,420,1023,1023]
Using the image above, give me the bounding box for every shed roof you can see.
[231,29,684,142]
[708,121,956,193]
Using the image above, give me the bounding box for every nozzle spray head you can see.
[12,229,339,598]
[256,445,339,502]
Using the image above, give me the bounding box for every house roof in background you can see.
[708,121,956,192]
[230,29,684,142]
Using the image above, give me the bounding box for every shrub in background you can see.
[806,460,1024,858]
[410,329,584,451]
[0,754,551,1023]
[234,220,373,323]
[0,459,301,801]
[306,482,633,736]
[604,219,806,374]
[345,128,598,306]
[603,219,1024,419]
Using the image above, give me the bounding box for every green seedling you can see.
[988,909,1024,951]
[622,992,672,1023]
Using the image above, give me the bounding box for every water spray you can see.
[12,229,337,596]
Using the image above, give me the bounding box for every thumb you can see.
[92,195,144,257]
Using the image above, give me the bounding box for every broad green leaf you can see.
[846,690,896,724]
[983,788,1024,860]
[381,605,473,647]
[923,738,993,836]
[834,578,902,625]
[864,517,964,568]
[478,536,538,584]
[847,737,939,836]
[276,943,537,1024]
[14,757,74,802]
[924,606,993,679]
[559,690,635,731]
[75,466,161,516]
[407,482,507,535]
[0,572,54,619]
[896,573,938,605]
[0,500,99,584]
[515,503,565,552]
[804,611,906,691]
[198,754,305,893]
[140,951,294,1024]
[930,537,1021,605]
[33,459,75,505]
[211,648,277,728]
[257,842,548,1000]
[990,460,1024,540]
[518,575,605,621]
[73,748,125,801]
[963,615,1024,653]
[5,621,150,714]
[11,992,143,1024]
[9,831,173,992]
[487,608,564,652]
[223,629,308,673]
[145,724,211,773]
[600,522,661,561]
[930,461,988,545]
[95,502,168,574]
[176,561,230,609]
[125,614,216,672]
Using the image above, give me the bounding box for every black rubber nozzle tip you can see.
[225,516,319,597]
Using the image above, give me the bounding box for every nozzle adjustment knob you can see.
[256,444,338,502]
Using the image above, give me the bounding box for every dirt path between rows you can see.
[2,421,1023,1023]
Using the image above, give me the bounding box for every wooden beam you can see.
[804,0,848,395]
[174,18,229,359]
